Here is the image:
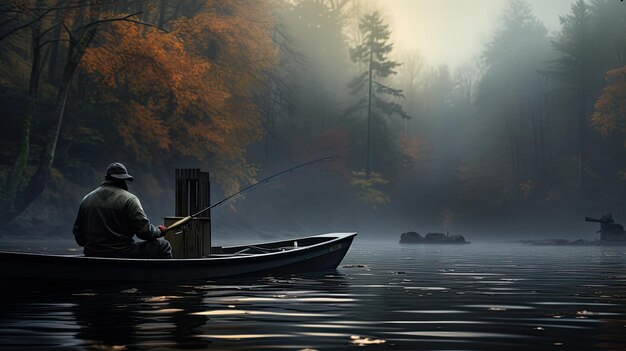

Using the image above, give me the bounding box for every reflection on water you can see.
[1,242,625,350]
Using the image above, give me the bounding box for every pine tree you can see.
[346,11,409,177]
[549,0,593,185]
[475,0,551,188]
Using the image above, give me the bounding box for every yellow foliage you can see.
[519,179,534,199]
[350,170,390,209]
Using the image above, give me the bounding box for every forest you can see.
[1,0,625,241]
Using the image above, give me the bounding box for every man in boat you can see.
[73,162,173,259]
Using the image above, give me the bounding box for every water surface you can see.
[1,241,625,350]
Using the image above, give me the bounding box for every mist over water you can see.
[2,0,625,243]
[2,240,624,350]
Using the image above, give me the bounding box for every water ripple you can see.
[1,242,625,350]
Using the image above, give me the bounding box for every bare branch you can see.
[0,9,53,42]
[122,18,168,32]
[38,38,70,49]
[82,12,168,33]
[0,17,18,28]
[62,21,75,43]
[0,0,119,42]
[82,11,143,29]
[27,0,116,13]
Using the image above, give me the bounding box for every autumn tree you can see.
[0,2,164,223]
[81,0,277,195]
[592,66,626,175]
[583,64,626,210]
[0,0,278,225]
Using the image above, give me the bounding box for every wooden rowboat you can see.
[0,233,356,282]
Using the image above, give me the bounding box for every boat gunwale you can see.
[0,232,357,263]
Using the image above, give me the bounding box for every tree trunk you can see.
[48,25,99,169]
[158,0,168,26]
[265,85,273,169]
[2,26,99,223]
[365,34,373,178]
[1,108,32,211]
[46,0,63,84]
[0,22,44,219]
[577,74,588,190]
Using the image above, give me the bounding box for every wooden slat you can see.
[168,168,211,258]
[164,216,186,258]
[199,171,211,256]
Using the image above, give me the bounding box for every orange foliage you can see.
[592,66,626,148]
[80,0,278,193]
[116,101,171,159]
[398,132,426,171]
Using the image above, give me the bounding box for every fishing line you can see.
[166,155,338,232]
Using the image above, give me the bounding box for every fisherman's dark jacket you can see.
[73,180,162,256]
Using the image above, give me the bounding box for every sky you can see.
[382,0,577,69]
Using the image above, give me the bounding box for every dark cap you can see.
[105,162,134,181]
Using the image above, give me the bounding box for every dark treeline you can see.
[1,0,625,241]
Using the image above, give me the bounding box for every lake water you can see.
[0,241,625,350]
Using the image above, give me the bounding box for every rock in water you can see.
[424,233,447,242]
[399,231,423,243]
[447,234,466,243]
[401,231,468,244]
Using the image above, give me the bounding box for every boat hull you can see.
[0,233,356,282]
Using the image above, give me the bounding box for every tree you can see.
[588,65,626,206]
[475,0,552,196]
[265,0,350,169]
[81,0,277,195]
[589,0,626,71]
[0,0,86,218]
[0,4,165,223]
[397,50,425,132]
[0,0,84,42]
[346,10,409,177]
[548,0,593,185]
[592,66,626,153]
[0,5,65,210]
[453,62,481,106]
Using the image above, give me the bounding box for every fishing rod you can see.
[165,155,338,233]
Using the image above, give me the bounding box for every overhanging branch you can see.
[82,12,169,33]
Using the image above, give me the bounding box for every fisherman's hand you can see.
[158,225,167,236]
